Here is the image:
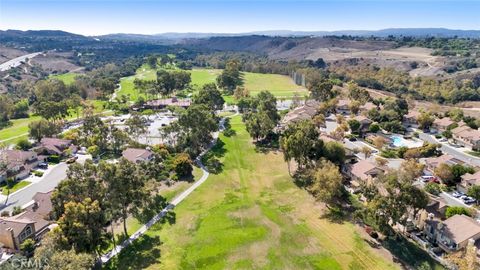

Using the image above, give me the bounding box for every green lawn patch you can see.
[1,180,32,195]
[50,73,78,85]
[105,116,399,270]
[243,72,308,98]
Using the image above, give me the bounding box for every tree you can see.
[323,141,346,165]
[126,113,148,141]
[309,80,335,101]
[34,101,69,121]
[308,160,344,208]
[28,119,61,142]
[417,112,434,130]
[349,100,361,115]
[172,153,193,178]
[193,83,225,111]
[20,238,35,256]
[244,91,279,141]
[451,164,474,183]
[163,104,218,157]
[375,157,388,167]
[216,60,243,94]
[467,185,480,205]
[16,139,32,151]
[434,163,454,185]
[57,198,106,253]
[348,119,361,134]
[360,146,372,159]
[372,136,388,149]
[12,99,29,119]
[103,158,149,237]
[369,123,380,133]
[4,177,15,206]
[35,231,95,270]
[348,82,370,103]
[0,95,13,124]
[399,159,425,183]
[445,206,472,218]
[442,130,453,139]
[146,55,157,68]
[424,182,441,196]
[233,86,249,100]
[280,120,322,171]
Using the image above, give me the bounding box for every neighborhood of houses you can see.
[2,93,480,268]
[282,97,480,267]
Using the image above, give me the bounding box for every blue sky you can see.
[0,0,479,35]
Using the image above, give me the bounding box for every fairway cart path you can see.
[100,114,234,264]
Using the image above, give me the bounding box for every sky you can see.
[0,0,479,36]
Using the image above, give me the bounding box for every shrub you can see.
[424,182,441,196]
[33,171,44,177]
[12,206,23,216]
[48,155,60,164]
[445,206,472,219]
[1,211,10,217]
[141,109,155,116]
[16,139,32,151]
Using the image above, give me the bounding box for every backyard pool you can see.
[391,135,423,148]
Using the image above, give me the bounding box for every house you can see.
[424,214,480,253]
[34,138,77,156]
[403,110,421,128]
[122,148,154,163]
[0,150,44,182]
[16,191,54,239]
[359,102,379,113]
[144,97,191,110]
[353,115,372,133]
[424,154,463,171]
[452,125,480,150]
[344,160,384,188]
[336,99,351,115]
[431,117,455,133]
[280,100,320,129]
[0,191,54,250]
[0,218,35,250]
[458,171,480,193]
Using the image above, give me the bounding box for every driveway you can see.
[0,154,91,213]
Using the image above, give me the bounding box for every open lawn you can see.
[189,68,221,87]
[0,100,109,145]
[2,180,32,195]
[50,72,78,85]
[106,116,400,270]
[116,65,157,102]
[243,72,308,98]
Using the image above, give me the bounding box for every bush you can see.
[48,155,60,164]
[33,171,44,177]
[424,182,441,196]
[141,109,155,116]
[1,211,9,217]
[12,206,23,216]
[15,139,32,151]
[445,206,472,218]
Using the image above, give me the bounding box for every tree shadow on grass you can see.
[253,134,279,154]
[201,139,226,174]
[106,234,163,270]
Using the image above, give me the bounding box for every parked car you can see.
[66,156,78,164]
[37,162,48,169]
[421,175,436,182]
[439,138,447,142]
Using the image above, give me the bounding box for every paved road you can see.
[0,155,90,212]
[418,132,480,166]
[0,52,42,71]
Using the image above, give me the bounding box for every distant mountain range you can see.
[2,28,480,43]
[150,28,480,39]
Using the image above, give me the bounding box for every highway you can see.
[0,52,42,72]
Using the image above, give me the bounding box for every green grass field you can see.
[49,73,78,85]
[106,116,399,270]
[2,180,32,195]
[0,100,109,145]
[115,67,307,103]
[243,72,308,98]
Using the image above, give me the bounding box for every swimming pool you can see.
[391,135,423,148]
